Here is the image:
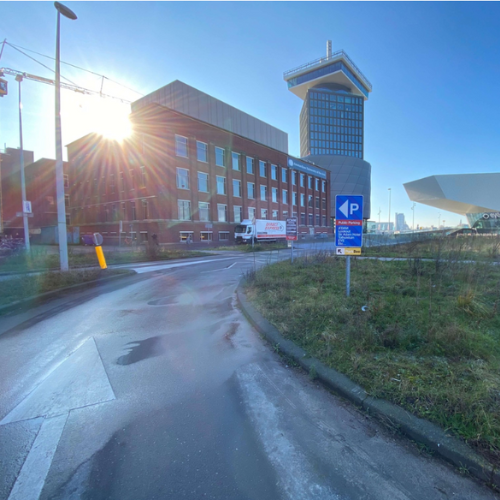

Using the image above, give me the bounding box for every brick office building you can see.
[67,82,331,244]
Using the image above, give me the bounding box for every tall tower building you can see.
[284,42,372,219]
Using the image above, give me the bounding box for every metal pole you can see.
[55,10,69,270]
[346,256,351,297]
[291,239,294,263]
[17,76,30,252]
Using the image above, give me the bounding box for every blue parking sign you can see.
[335,195,364,249]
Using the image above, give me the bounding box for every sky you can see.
[1,1,499,228]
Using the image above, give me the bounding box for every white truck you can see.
[234,219,287,244]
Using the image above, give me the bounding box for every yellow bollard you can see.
[95,245,107,269]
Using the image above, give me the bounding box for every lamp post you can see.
[54,1,77,271]
[16,74,30,252]
[411,202,416,233]
[388,188,392,233]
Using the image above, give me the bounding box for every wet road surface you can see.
[0,252,498,500]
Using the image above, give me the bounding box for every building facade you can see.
[67,100,330,244]
[284,42,372,219]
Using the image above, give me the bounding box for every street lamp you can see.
[54,1,77,271]
[15,74,30,252]
[388,188,392,233]
[411,202,416,233]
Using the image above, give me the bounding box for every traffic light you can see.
[0,78,7,97]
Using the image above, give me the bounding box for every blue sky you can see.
[1,2,499,227]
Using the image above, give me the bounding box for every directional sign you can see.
[286,217,298,241]
[335,195,363,250]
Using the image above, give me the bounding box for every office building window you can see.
[315,197,320,209]
[246,157,254,174]
[219,232,229,241]
[198,172,208,192]
[218,204,228,222]
[140,166,146,186]
[271,164,277,180]
[131,202,136,221]
[322,180,326,193]
[283,211,289,219]
[176,168,189,189]
[175,135,188,157]
[64,174,69,189]
[247,182,255,199]
[272,187,278,203]
[199,202,209,222]
[216,176,226,195]
[129,170,135,191]
[308,176,313,189]
[200,231,213,242]
[121,202,126,220]
[301,213,306,225]
[248,207,256,220]
[234,206,242,223]
[215,147,225,167]
[292,192,297,206]
[308,195,313,207]
[322,198,326,210]
[179,231,193,242]
[292,171,296,185]
[110,174,115,194]
[120,172,125,192]
[232,152,240,171]
[282,190,288,204]
[308,214,313,226]
[282,168,287,183]
[260,185,267,201]
[272,210,278,220]
[322,215,326,226]
[142,199,148,219]
[315,178,320,191]
[300,193,305,207]
[259,160,266,178]
[316,214,320,226]
[300,174,305,187]
[261,208,268,219]
[178,200,191,220]
[197,141,208,163]
[233,179,241,197]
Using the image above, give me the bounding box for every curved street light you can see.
[54,1,77,271]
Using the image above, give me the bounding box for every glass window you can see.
[259,160,266,178]
[216,176,226,195]
[233,179,241,197]
[260,185,267,201]
[300,174,305,187]
[176,168,189,190]
[200,232,213,242]
[178,200,191,220]
[175,135,188,157]
[261,209,268,219]
[272,210,278,220]
[282,168,287,183]
[198,172,208,192]
[214,147,225,167]
[197,141,207,162]
[234,206,242,223]
[292,171,296,185]
[232,152,240,171]
[246,157,254,174]
[322,198,326,209]
[300,193,305,207]
[271,164,277,180]
[315,197,320,209]
[315,178,319,191]
[219,232,229,241]
[292,192,297,206]
[247,182,255,199]
[248,207,256,220]
[322,180,326,193]
[272,187,278,203]
[282,211,288,219]
[140,166,146,186]
[308,176,312,189]
[142,199,148,219]
[217,204,228,222]
[308,195,313,207]
[301,213,306,225]
[199,202,209,222]
[282,190,288,204]
[316,214,320,226]
[308,214,313,226]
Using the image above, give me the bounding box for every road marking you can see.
[8,414,68,500]
[130,257,237,274]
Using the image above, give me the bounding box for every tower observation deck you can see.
[284,41,373,219]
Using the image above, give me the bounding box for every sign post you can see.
[286,217,298,263]
[335,195,364,297]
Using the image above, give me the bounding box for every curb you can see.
[0,270,137,315]
[236,281,500,489]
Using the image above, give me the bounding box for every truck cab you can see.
[235,219,254,244]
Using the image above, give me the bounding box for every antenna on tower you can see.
[326,40,332,58]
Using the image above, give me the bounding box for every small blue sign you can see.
[335,195,364,248]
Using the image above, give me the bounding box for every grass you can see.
[364,234,500,261]
[0,245,208,274]
[246,253,500,467]
[0,268,132,307]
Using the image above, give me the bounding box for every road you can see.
[0,251,497,500]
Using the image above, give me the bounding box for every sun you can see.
[93,100,132,142]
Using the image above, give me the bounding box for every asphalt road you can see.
[0,251,498,500]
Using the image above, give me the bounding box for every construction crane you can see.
[0,67,132,104]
